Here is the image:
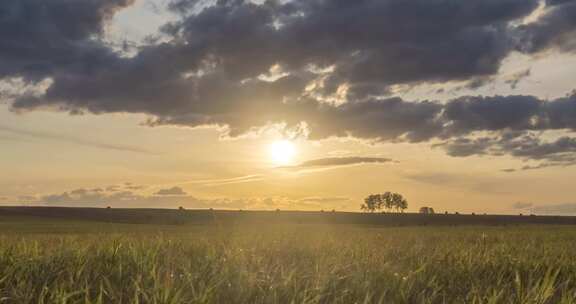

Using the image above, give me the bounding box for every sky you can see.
[1,0,576,214]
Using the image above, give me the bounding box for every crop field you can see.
[1,214,576,303]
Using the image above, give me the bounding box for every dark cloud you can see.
[515,0,576,53]
[302,98,444,142]
[0,0,133,82]
[432,92,576,169]
[154,186,187,196]
[302,92,576,147]
[3,0,576,170]
[8,0,541,118]
[443,95,543,134]
[439,131,576,168]
[291,157,394,168]
[436,137,494,158]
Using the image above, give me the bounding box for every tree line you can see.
[361,192,408,213]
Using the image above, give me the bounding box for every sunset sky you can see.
[2,0,576,214]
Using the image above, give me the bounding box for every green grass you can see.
[1,217,576,303]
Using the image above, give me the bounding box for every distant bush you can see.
[419,207,435,214]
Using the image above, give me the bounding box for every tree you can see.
[380,192,407,213]
[361,192,408,213]
[380,192,394,212]
[361,194,380,213]
[393,194,408,213]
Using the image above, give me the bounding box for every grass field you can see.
[1,214,576,303]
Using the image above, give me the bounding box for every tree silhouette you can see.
[361,194,381,213]
[361,192,408,213]
[391,193,408,213]
[381,192,393,212]
[398,199,408,213]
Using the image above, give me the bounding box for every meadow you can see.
[1,214,576,303]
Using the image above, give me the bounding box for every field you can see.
[1,210,576,303]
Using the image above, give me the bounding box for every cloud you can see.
[154,186,187,196]
[503,161,576,172]
[298,196,351,203]
[0,124,157,154]
[35,187,191,207]
[515,0,576,53]
[9,0,542,122]
[404,172,514,195]
[504,69,531,89]
[439,131,576,168]
[3,0,542,111]
[106,185,121,192]
[512,202,534,209]
[18,195,38,202]
[30,186,349,210]
[102,183,149,192]
[291,157,394,168]
[126,185,147,190]
[180,175,265,187]
[530,203,576,215]
[0,0,133,82]
[3,0,576,170]
[124,182,147,190]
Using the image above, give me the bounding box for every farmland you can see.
[0,208,576,303]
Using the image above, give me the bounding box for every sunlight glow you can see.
[269,140,296,165]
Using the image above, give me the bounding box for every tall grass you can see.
[1,223,576,303]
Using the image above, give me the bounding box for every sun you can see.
[269,140,296,165]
